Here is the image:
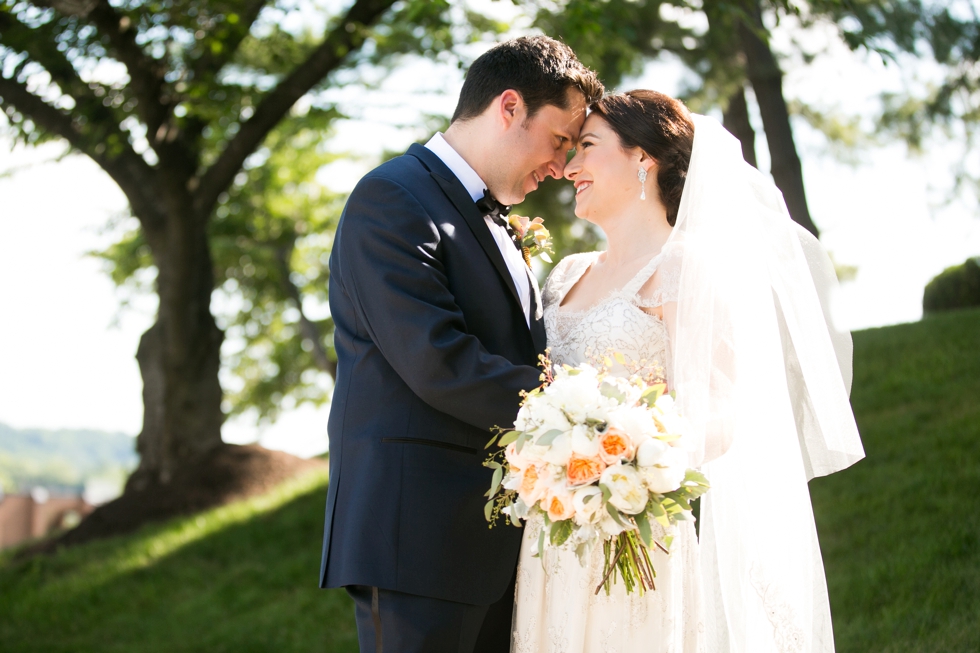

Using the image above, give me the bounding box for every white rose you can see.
[607,405,658,441]
[571,486,604,526]
[569,424,600,457]
[541,432,572,465]
[599,510,626,537]
[638,447,688,493]
[639,465,685,494]
[599,464,649,515]
[635,437,670,467]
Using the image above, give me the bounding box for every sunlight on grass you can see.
[1,310,977,653]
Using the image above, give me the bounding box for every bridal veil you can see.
[663,114,865,652]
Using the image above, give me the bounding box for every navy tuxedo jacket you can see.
[319,143,546,605]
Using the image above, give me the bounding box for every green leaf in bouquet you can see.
[648,500,670,528]
[664,492,692,512]
[600,381,626,403]
[613,351,627,365]
[515,431,528,454]
[683,469,711,487]
[484,499,495,522]
[606,504,630,529]
[550,519,574,546]
[485,460,501,469]
[663,534,674,550]
[600,484,613,503]
[498,430,520,447]
[535,429,564,446]
[635,511,653,549]
[640,383,667,406]
[488,466,503,498]
[536,523,546,559]
[485,433,499,449]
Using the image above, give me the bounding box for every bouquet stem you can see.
[595,529,659,595]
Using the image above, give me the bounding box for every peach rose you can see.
[598,427,635,464]
[545,490,575,522]
[566,454,606,487]
[519,464,547,504]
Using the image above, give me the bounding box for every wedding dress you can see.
[510,114,865,653]
[511,247,705,653]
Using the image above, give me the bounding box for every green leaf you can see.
[635,511,653,549]
[535,429,564,446]
[640,383,666,406]
[485,433,499,449]
[515,431,528,454]
[484,499,494,522]
[600,381,626,403]
[498,430,519,447]
[606,503,630,529]
[488,466,503,498]
[550,519,574,546]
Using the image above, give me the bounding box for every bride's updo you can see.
[589,90,694,226]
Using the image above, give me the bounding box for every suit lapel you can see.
[408,144,523,309]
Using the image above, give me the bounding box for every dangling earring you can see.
[638,167,647,201]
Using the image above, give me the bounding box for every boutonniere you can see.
[507,215,554,267]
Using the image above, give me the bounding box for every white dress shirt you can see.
[425,133,532,326]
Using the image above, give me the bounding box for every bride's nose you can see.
[564,153,582,181]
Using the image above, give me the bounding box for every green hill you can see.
[1,308,979,652]
[0,424,138,494]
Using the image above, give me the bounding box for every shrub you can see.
[923,257,980,314]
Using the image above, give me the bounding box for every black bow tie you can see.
[476,189,512,227]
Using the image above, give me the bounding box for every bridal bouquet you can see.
[484,353,709,595]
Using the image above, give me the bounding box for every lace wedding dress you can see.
[511,249,704,653]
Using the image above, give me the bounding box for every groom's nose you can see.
[546,154,565,180]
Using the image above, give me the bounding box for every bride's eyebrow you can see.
[578,132,600,141]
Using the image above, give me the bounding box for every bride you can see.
[511,91,865,652]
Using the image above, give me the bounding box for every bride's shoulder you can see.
[542,251,600,305]
[547,251,600,281]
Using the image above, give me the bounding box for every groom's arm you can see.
[334,173,540,432]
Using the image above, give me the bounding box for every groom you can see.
[319,36,602,652]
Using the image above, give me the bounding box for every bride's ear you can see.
[638,150,657,174]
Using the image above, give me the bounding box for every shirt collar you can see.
[424,132,487,203]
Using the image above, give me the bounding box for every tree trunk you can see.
[738,1,819,237]
[127,196,225,490]
[723,85,758,168]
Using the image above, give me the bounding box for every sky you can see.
[1,6,978,460]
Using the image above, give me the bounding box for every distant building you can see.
[0,488,94,550]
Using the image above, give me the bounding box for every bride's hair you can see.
[590,90,694,226]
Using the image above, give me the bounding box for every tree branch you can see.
[193,0,398,217]
[188,0,269,86]
[274,245,336,380]
[84,1,171,150]
[0,75,163,229]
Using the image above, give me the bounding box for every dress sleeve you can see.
[636,240,685,308]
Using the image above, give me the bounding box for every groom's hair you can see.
[452,36,603,123]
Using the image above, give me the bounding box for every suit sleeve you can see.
[334,174,540,432]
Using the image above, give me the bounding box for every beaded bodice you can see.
[541,250,680,377]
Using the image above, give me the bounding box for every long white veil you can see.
[664,114,865,652]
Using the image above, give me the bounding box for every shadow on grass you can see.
[0,472,357,653]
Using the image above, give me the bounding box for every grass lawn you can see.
[811,307,980,652]
[1,308,978,652]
